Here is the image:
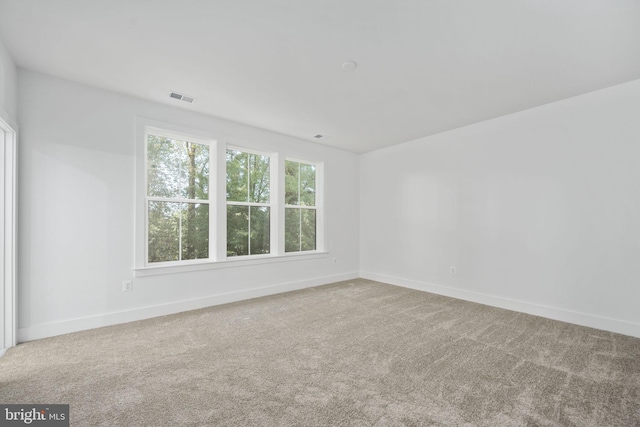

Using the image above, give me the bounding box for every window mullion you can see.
[298,163,301,251]
[148,196,209,204]
[216,140,227,261]
[274,153,283,256]
[228,201,270,207]
[208,140,216,261]
[178,203,183,261]
[298,208,302,251]
[247,153,251,255]
[285,204,315,209]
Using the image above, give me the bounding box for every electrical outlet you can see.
[450,266,456,275]
[122,280,133,292]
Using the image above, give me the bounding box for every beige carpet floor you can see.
[1,279,640,426]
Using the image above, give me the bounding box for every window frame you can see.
[134,118,326,277]
[284,157,322,253]
[141,125,216,267]
[225,145,275,259]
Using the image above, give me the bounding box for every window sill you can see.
[133,251,329,277]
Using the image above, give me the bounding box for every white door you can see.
[0,117,16,353]
[0,126,4,350]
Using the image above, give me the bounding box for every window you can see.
[226,149,271,257]
[285,160,317,252]
[145,131,211,263]
[136,120,325,273]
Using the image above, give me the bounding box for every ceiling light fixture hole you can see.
[341,61,358,72]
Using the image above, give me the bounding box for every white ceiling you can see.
[1,0,639,153]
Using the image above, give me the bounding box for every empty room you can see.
[1,1,640,426]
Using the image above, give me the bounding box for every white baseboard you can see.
[19,271,640,342]
[361,272,640,339]
[18,272,359,342]
[0,347,7,358]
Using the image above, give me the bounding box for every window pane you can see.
[249,154,270,203]
[250,206,270,255]
[227,205,249,256]
[285,160,299,205]
[226,150,248,202]
[181,203,209,260]
[301,209,316,251]
[147,134,209,199]
[189,142,210,200]
[285,208,301,252]
[148,201,181,263]
[227,150,270,204]
[300,163,316,206]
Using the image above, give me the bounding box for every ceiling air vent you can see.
[169,92,195,103]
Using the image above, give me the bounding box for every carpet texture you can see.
[1,279,640,426]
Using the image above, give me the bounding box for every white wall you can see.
[361,79,640,338]
[18,70,359,341]
[16,66,640,341]
[0,38,17,125]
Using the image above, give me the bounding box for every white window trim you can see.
[284,158,324,253]
[134,251,329,277]
[134,118,326,277]
[136,120,217,268]
[146,127,215,264]
[225,145,275,258]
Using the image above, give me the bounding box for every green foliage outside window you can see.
[147,134,209,263]
[226,150,271,257]
[145,134,317,263]
[285,160,316,252]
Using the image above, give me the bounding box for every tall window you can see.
[146,132,211,263]
[226,149,271,257]
[285,160,316,252]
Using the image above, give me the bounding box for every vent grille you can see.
[169,92,195,103]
